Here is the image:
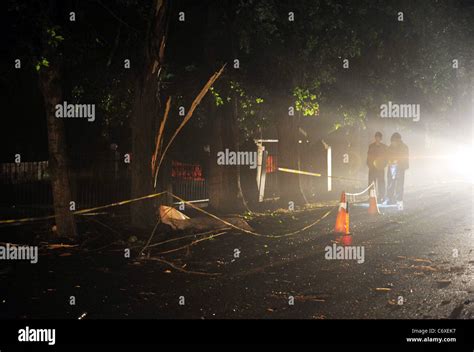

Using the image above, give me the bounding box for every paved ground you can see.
[1,181,473,319]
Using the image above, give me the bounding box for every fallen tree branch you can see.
[143,256,222,276]
[146,228,230,249]
[154,65,226,184]
[140,219,161,255]
[152,97,171,187]
[157,231,227,254]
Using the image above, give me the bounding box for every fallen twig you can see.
[140,220,161,255]
[157,231,227,254]
[146,228,230,249]
[144,256,221,276]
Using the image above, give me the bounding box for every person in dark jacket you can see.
[367,132,387,200]
[386,132,409,206]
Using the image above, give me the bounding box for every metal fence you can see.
[0,161,49,184]
[170,161,208,201]
[0,158,209,219]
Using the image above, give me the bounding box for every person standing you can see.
[386,132,409,207]
[367,132,387,201]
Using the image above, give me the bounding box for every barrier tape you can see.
[167,192,336,239]
[0,176,374,234]
[0,191,167,225]
[346,182,375,197]
[277,167,367,182]
[1,189,338,241]
[277,167,322,177]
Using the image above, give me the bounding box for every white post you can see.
[327,146,332,192]
[256,143,264,188]
[258,150,267,202]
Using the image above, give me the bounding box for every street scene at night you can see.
[1,0,474,348]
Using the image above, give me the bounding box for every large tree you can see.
[130,0,170,228]
[205,0,248,213]
[37,2,77,238]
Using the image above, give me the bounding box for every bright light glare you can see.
[448,145,474,182]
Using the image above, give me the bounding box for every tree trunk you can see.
[208,100,247,214]
[39,51,77,238]
[276,114,307,206]
[130,0,169,228]
[206,2,247,214]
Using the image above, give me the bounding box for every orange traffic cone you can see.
[341,234,353,246]
[345,201,350,235]
[334,191,350,235]
[368,187,380,215]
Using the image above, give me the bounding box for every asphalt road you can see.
[1,181,473,319]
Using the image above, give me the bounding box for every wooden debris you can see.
[375,287,392,291]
